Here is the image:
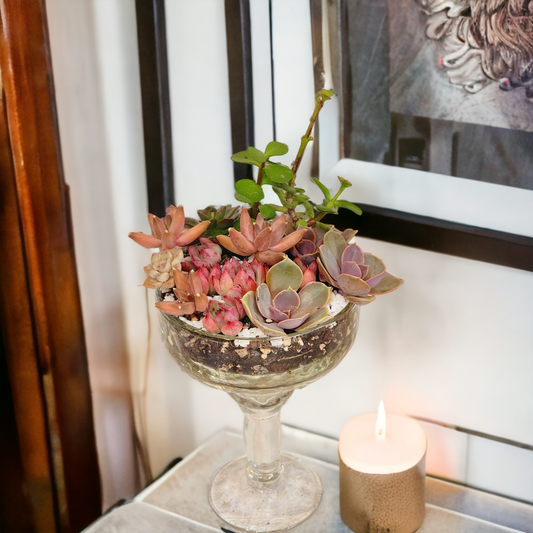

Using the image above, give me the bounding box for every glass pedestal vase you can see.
[158,296,359,532]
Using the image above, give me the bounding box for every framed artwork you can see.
[304,0,533,271]
[135,0,533,271]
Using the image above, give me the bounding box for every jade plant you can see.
[129,89,404,337]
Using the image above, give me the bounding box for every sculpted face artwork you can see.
[418,0,533,100]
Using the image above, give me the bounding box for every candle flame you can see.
[376,400,386,440]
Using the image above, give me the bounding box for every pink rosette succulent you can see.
[209,257,267,299]
[129,204,210,250]
[154,269,208,316]
[184,238,223,269]
[202,299,243,336]
[216,208,306,266]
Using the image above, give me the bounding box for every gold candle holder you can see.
[339,405,426,533]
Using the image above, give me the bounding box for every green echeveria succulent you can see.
[241,256,331,336]
[197,204,241,237]
[317,229,403,305]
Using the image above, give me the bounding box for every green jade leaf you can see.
[235,179,264,203]
[231,146,266,167]
[259,204,276,220]
[333,200,362,216]
[234,193,251,204]
[264,163,294,184]
[311,177,331,201]
[264,141,289,158]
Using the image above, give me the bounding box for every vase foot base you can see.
[209,453,322,532]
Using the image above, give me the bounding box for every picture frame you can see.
[135,0,533,272]
[310,0,533,272]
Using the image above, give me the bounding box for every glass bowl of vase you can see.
[157,290,359,532]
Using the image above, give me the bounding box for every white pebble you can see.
[179,316,204,329]
[234,339,250,347]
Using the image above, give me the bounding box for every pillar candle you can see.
[339,403,426,533]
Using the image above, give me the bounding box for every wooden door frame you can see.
[0,1,101,531]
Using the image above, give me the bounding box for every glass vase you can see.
[157,295,359,532]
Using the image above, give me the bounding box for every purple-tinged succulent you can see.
[290,227,319,266]
[216,208,306,266]
[242,256,331,336]
[185,238,222,269]
[155,269,208,316]
[129,204,210,250]
[202,299,243,336]
[317,229,403,305]
[142,248,184,289]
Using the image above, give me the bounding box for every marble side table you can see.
[83,427,533,533]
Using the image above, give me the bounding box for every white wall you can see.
[46,0,150,509]
[48,0,533,506]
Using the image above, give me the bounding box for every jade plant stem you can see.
[284,93,330,224]
[290,95,327,185]
[250,161,266,219]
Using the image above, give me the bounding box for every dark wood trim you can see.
[135,0,174,217]
[309,0,323,177]
[326,204,533,272]
[225,0,255,182]
[268,0,276,142]
[0,0,101,530]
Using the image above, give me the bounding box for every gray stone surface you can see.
[83,502,219,532]
[84,429,533,532]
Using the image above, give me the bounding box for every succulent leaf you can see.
[269,228,307,253]
[296,307,330,332]
[228,228,256,255]
[337,274,371,297]
[319,245,341,281]
[216,234,242,255]
[266,256,303,297]
[323,230,347,264]
[257,283,274,319]
[342,243,365,265]
[242,292,286,336]
[277,314,310,330]
[264,141,289,157]
[368,272,404,295]
[155,300,196,316]
[343,294,376,305]
[272,289,300,314]
[297,282,331,315]
[363,253,386,280]
[341,261,362,278]
[317,257,338,287]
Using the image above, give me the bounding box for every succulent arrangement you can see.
[129,90,403,337]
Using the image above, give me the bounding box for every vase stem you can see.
[230,390,293,485]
